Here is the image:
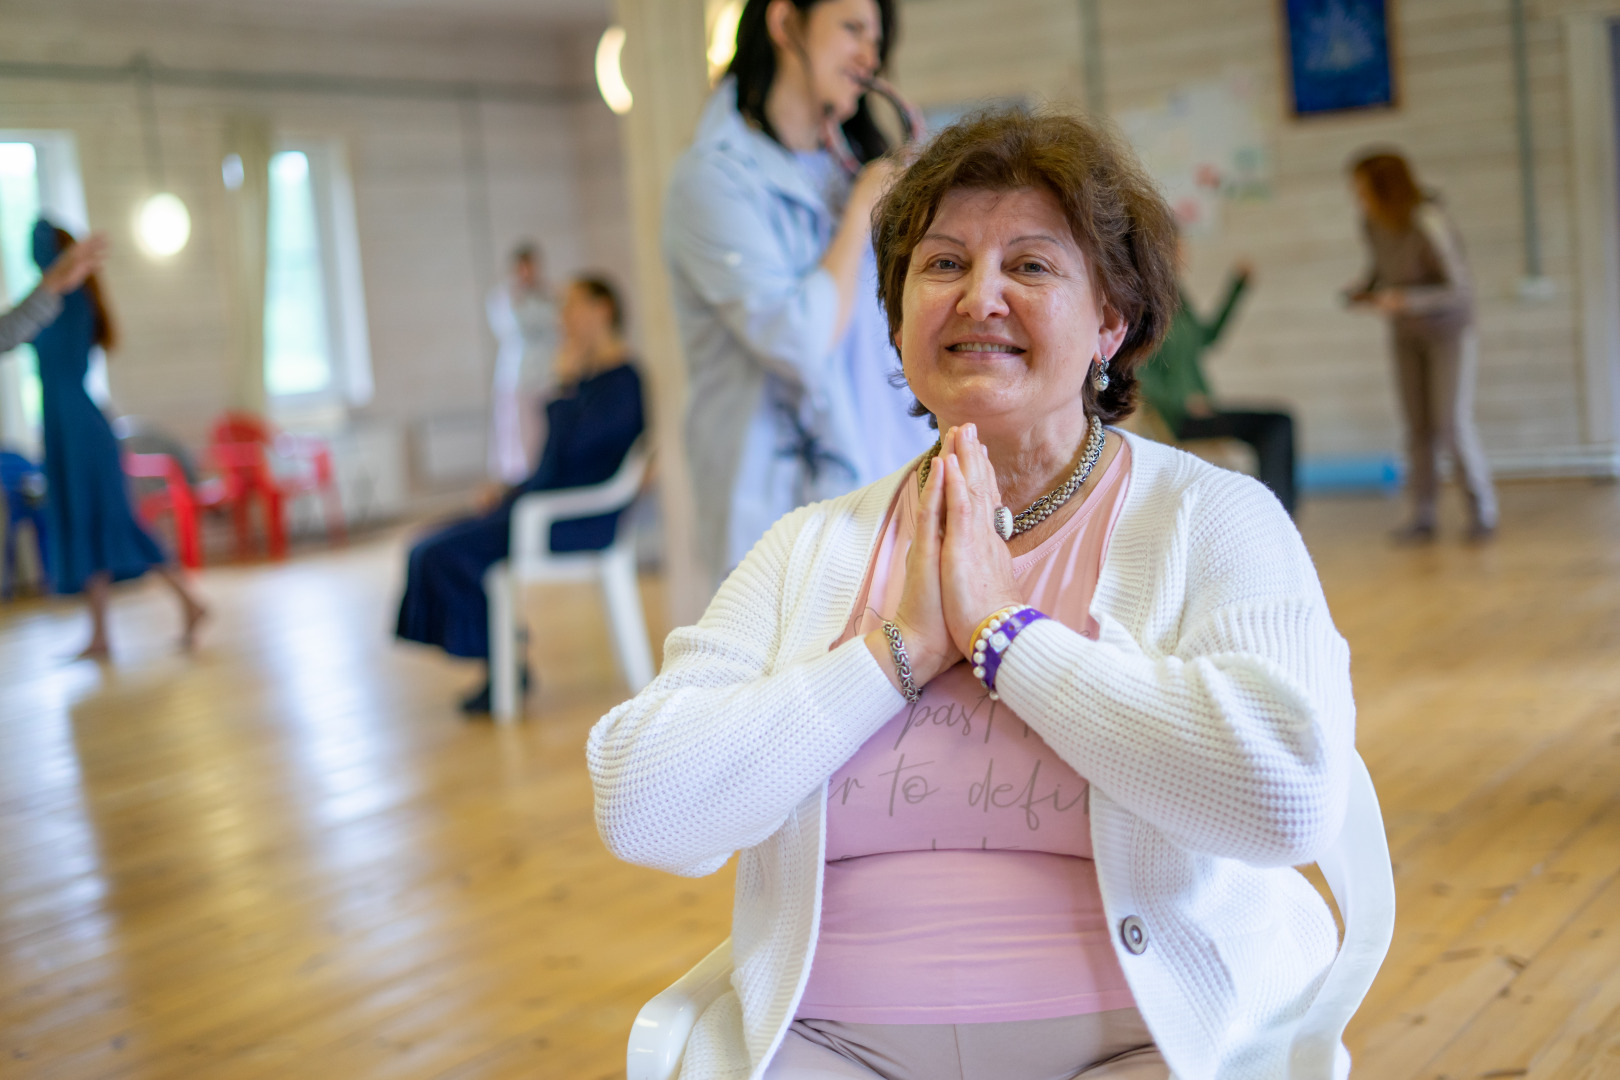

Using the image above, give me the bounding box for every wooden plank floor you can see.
[1,479,1617,1079]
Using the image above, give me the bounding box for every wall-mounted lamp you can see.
[596,26,632,115]
[221,152,245,191]
[707,1,743,83]
[132,54,190,258]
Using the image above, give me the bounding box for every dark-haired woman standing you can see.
[1346,151,1497,542]
[665,0,933,592]
[31,220,207,658]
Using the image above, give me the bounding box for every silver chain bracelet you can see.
[881,621,920,703]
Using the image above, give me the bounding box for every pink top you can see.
[797,442,1136,1025]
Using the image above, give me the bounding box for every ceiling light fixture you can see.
[595,26,632,115]
[132,54,191,258]
[135,192,190,257]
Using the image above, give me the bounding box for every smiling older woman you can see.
[589,110,1356,1080]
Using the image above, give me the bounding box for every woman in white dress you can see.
[487,242,559,483]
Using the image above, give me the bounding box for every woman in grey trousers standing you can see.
[1346,150,1497,542]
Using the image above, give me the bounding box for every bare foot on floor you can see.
[181,599,210,652]
[72,642,111,663]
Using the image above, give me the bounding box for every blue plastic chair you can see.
[1,449,50,598]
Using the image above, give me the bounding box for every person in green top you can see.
[1137,253,1297,515]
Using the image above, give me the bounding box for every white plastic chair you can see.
[628,939,734,1080]
[1287,753,1397,1079]
[484,442,654,722]
[625,753,1394,1080]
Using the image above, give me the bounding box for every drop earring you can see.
[1093,355,1111,393]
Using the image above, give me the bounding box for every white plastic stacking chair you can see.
[625,753,1394,1080]
[484,441,653,722]
[1287,753,1397,1079]
[628,940,734,1080]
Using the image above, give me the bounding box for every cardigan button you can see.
[1120,915,1150,955]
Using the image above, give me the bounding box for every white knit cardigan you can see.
[588,432,1356,1080]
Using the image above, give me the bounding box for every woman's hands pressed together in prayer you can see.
[937,424,1023,658]
[865,422,1025,694]
[866,434,956,689]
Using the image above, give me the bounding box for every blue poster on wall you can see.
[1283,0,1396,115]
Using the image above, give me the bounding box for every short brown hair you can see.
[872,107,1179,423]
[1350,150,1423,231]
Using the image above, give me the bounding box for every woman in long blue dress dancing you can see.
[32,221,207,658]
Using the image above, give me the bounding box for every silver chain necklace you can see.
[917,415,1107,541]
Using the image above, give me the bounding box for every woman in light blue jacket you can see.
[664,0,932,589]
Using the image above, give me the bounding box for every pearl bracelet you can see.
[971,605,1048,699]
[971,605,1023,653]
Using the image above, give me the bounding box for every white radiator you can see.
[413,412,488,485]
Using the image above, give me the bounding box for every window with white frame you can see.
[0,132,91,455]
[263,139,372,418]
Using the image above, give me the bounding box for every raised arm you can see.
[1198,269,1250,347]
[996,471,1354,868]
[0,285,63,354]
[0,232,107,353]
[587,506,904,877]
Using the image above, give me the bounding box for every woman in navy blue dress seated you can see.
[32,221,207,658]
[396,275,645,714]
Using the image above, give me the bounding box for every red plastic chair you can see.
[122,451,230,569]
[208,413,345,560]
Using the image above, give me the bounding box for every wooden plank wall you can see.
[0,1,631,493]
[894,0,1620,470]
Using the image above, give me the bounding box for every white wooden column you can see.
[611,0,712,625]
[224,113,271,416]
[1565,13,1620,457]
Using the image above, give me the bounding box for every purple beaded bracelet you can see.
[971,606,1049,699]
